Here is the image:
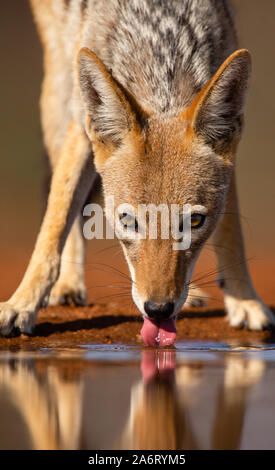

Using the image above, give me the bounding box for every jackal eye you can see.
[190,213,206,229]
[119,213,138,231]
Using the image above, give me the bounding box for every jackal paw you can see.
[185,285,208,307]
[48,281,87,307]
[0,302,36,336]
[226,297,275,330]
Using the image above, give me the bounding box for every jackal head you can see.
[78,48,251,346]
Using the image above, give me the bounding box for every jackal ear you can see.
[191,49,251,147]
[78,48,140,145]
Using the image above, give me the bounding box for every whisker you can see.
[93,292,132,302]
[85,264,133,284]
[92,243,119,255]
[87,283,131,290]
[89,262,133,283]
[191,277,253,290]
[190,257,255,285]
[205,242,235,254]
[186,294,223,304]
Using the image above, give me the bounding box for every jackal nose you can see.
[144,301,175,320]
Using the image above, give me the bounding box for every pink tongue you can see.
[141,317,177,347]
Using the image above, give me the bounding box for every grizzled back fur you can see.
[81,0,237,114]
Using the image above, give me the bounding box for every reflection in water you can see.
[0,348,271,449]
[121,351,197,449]
[121,351,266,450]
[0,357,84,449]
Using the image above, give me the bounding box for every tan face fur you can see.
[78,48,250,318]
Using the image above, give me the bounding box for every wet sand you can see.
[0,303,274,351]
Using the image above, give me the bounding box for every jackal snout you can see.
[144,301,175,321]
[130,238,194,318]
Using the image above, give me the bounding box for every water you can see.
[0,341,275,450]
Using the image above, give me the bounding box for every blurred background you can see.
[0,0,274,306]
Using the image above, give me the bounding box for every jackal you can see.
[0,0,273,344]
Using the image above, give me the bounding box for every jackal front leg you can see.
[48,215,86,307]
[0,121,95,336]
[213,172,274,330]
